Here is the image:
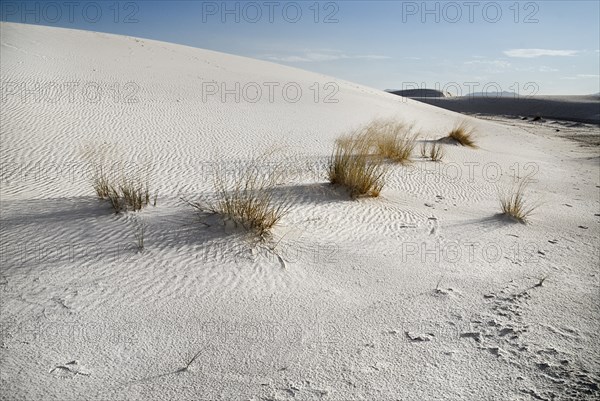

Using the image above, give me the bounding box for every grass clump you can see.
[447,121,477,148]
[116,179,152,212]
[429,142,445,161]
[106,187,123,213]
[99,178,152,213]
[328,128,387,198]
[87,148,155,213]
[420,141,445,161]
[498,175,538,224]
[133,219,146,252]
[188,154,291,238]
[419,141,428,158]
[92,166,112,198]
[368,119,418,164]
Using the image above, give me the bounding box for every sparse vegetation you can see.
[86,146,156,213]
[95,176,153,213]
[418,141,445,161]
[498,175,538,223]
[134,220,146,252]
[107,186,123,213]
[92,165,112,199]
[328,128,387,198]
[419,141,428,158]
[369,119,418,164]
[447,121,477,147]
[429,142,445,161]
[188,154,291,238]
[119,179,151,211]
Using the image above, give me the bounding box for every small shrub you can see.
[328,130,386,198]
[107,186,123,213]
[419,141,445,161]
[369,120,418,164]
[88,153,155,213]
[120,179,151,211]
[98,178,154,213]
[133,221,146,252]
[429,142,445,162]
[92,166,111,199]
[419,142,428,158]
[189,154,291,238]
[84,144,114,199]
[498,176,537,223]
[447,121,477,147]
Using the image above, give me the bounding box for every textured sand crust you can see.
[1,22,599,400]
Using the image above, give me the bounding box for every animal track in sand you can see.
[404,331,434,342]
[463,280,600,400]
[49,360,91,378]
[256,380,328,400]
[427,215,440,236]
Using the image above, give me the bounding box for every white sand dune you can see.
[1,22,599,400]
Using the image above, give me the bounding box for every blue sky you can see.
[2,1,599,95]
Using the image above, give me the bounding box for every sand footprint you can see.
[427,216,440,236]
[49,360,91,378]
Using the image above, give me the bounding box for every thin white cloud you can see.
[464,59,511,73]
[464,60,511,68]
[503,49,579,58]
[357,55,392,60]
[304,52,342,62]
[514,65,558,73]
[265,55,311,62]
[261,51,391,63]
[560,74,600,80]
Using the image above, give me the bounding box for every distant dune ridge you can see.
[385,88,449,98]
[1,22,599,401]
[466,91,518,98]
[388,89,600,124]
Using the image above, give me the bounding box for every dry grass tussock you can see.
[85,145,156,213]
[498,175,538,223]
[367,119,419,163]
[429,142,445,161]
[97,173,154,213]
[420,141,445,161]
[188,153,291,238]
[447,121,477,147]
[328,127,387,198]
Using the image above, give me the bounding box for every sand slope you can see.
[1,22,599,400]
